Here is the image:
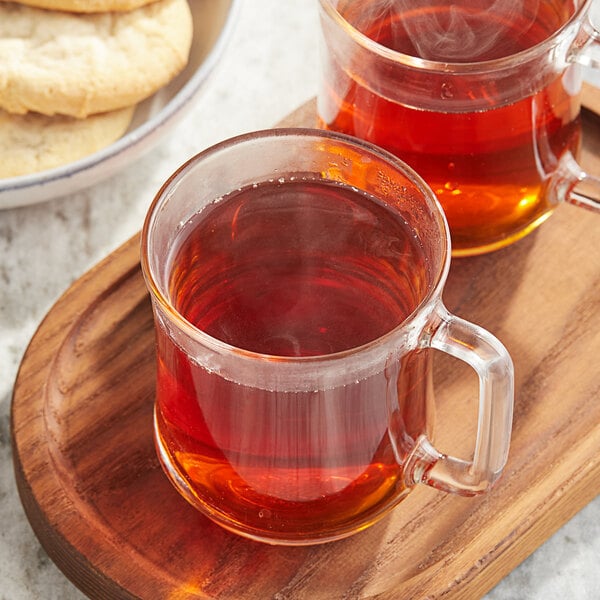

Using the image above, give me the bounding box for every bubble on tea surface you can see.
[440,81,454,99]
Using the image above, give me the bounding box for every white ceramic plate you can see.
[0,0,240,210]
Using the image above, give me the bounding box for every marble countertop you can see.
[1,1,598,598]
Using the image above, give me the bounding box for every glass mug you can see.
[140,129,514,545]
[317,0,600,256]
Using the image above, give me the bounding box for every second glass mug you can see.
[141,129,514,545]
[317,0,600,256]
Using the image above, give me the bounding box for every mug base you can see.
[153,410,406,546]
[450,210,554,257]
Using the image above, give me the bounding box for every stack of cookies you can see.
[0,0,193,178]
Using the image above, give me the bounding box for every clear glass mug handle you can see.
[406,304,514,496]
[564,12,600,211]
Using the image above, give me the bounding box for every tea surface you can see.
[168,178,427,355]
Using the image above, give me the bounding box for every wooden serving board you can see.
[11,93,600,600]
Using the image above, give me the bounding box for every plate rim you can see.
[0,0,241,210]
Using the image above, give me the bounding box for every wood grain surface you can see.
[11,91,600,599]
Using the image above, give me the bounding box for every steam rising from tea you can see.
[341,0,561,61]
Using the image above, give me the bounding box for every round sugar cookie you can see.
[0,0,193,118]
[0,0,159,12]
[0,105,135,178]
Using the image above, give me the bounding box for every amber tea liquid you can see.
[154,178,434,542]
[319,0,582,254]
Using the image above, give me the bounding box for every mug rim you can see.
[318,0,592,73]
[141,127,451,365]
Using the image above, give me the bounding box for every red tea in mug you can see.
[154,178,433,540]
[318,0,582,254]
[143,129,514,545]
